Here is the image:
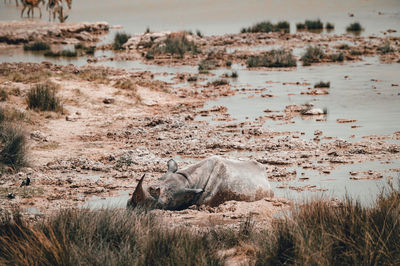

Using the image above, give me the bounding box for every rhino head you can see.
[127,159,203,210]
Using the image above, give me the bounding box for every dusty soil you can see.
[0,21,399,228]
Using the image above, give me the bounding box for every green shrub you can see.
[187,76,198,82]
[225,61,232,67]
[301,46,324,66]
[0,124,26,170]
[26,83,62,112]
[196,30,203,38]
[246,49,296,68]
[338,44,350,50]
[325,22,335,30]
[296,23,306,30]
[113,32,131,50]
[304,19,323,30]
[75,44,95,55]
[23,41,50,51]
[314,81,330,88]
[61,49,77,57]
[241,21,290,33]
[346,22,363,32]
[351,49,362,56]
[44,50,61,57]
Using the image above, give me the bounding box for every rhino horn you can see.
[128,174,146,208]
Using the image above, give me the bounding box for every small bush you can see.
[231,71,238,78]
[241,21,290,33]
[0,124,26,170]
[325,22,335,30]
[113,32,131,50]
[330,52,344,62]
[149,33,199,58]
[246,49,296,68]
[23,41,50,51]
[225,61,232,67]
[196,30,203,38]
[187,76,198,82]
[296,23,306,30]
[44,50,61,57]
[338,44,350,50]
[301,46,324,66]
[0,106,26,123]
[378,42,395,54]
[209,79,229,87]
[304,19,323,30]
[314,81,330,88]
[26,83,62,112]
[346,22,363,32]
[114,78,134,90]
[350,49,362,56]
[75,44,95,55]
[61,49,77,57]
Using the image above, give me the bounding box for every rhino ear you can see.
[167,159,178,173]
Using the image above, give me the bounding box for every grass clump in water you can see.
[147,33,199,59]
[296,19,323,31]
[26,82,62,112]
[113,32,131,50]
[246,49,296,68]
[301,46,324,66]
[346,22,363,32]
[325,22,335,30]
[23,41,50,51]
[241,21,290,33]
[314,81,330,88]
[198,59,217,74]
[44,49,77,57]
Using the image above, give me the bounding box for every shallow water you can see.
[202,57,400,141]
[1,0,400,36]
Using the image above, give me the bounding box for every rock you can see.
[302,108,324,115]
[103,98,115,104]
[30,130,48,142]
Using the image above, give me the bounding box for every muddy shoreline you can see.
[0,21,399,227]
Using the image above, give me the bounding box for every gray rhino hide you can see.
[128,156,273,210]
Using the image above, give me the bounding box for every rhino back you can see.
[180,156,272,207]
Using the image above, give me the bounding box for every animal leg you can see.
[21,5,26,17]
[38,7,42,18]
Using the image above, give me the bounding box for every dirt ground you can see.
[0,21,399,228]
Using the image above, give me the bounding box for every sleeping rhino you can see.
[127,156,273,210]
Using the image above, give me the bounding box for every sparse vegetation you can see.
[338,44,351,50]
[314,81,330,88]
[0,209,222,265]
[378,41,395,54]
[74,43,95,55]
[301,46,325,66]
[0,106,26,124]
[23,41,50,51]
[147,33,199,58]
[325,22,335,30]
[346,22,363,32]
[0,124,26,170]
[1,184,399,264]
[241,21,290,33]
[26,82,63,112]
[114,78,135,90]
[198,59,217,74]
[223,71,238,78]
[187,76,198,82]
[209,79,229,87]
[296,19,323,31]
[44,49,77,57]
[113,32,131,50]
[0,89,8,102]
[225,61,232,67]
[330,52,344,62]
[351,49,362,56]
[246,49,296,68]
[196,30,203,38]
